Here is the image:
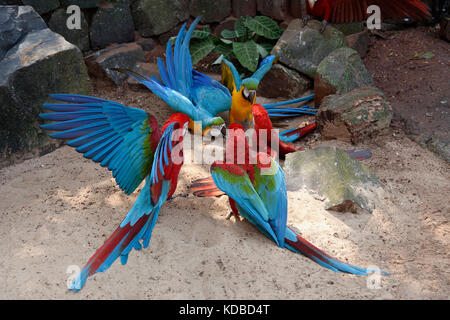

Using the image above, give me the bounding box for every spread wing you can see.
[329,0,430,23]
[40,94,161,195]
[210,162,279,245]
[250,55,276,84]
[117,17,230,124]
[221,58,242,92]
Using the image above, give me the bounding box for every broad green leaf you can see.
[233,40,259,72]
[221,29,237,39]
[212,54,224,65]
[220,38,233,44]
[256,43,268,58]
[190,38,215,64]
[234,18,247,38]
[192,26,211,39]
[258,42,274,54]
[247,16,283,40]
[214,42,233,58]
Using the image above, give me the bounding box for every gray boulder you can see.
[136,38,155,51]
[127,62,160,90]
[284,147,383,213]
[90,1,135,49]
[21,0,59,14]
[0,6,92,167]
[346,29,370,58]
[256,0,289,21]
[190,0,231,23]
[331,22,364,36]
[317,87,393,143]
[232,0,256,17]
[0,5,47,61]
[314,47,374,105]
[271,19,348,79]
[48,8,90,52]
[132,0,189,37]
[257,63,311,99]
[85,42,145,85]
[60,0,100,8]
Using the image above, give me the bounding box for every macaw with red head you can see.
[40,94,190,291]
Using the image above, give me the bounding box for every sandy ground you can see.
[0,87,449,299]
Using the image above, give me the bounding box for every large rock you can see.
[132,0,189,37]
[0,6,92,167]
[331,22,364,36]
[190,0,231,23]
[21,0,59,14]
[127,62,160,90]
[271,19,348,78]
[314,47,374,105]
[317,87,393,143]
[232,0,256,17]
[0,1,23,4]
[284,147,383,213]
[346,29,370,58]
[60,0,100,8]
[85,42,145,85]
[90,1,135,49]
[0,5,47,61]
[257,63,311,98]
[256,0,289,21]
[48,8,90,52]
[440,16,450,42]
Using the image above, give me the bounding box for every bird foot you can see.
[302,15,311,27]
[320,20,328,33]
[225,211,241,220]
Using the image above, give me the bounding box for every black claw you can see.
[320,20,328,33]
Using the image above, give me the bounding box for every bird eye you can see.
[242,87,249,99]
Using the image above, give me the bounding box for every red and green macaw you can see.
[40,94,190,290]
[305,0,431,32]
[209,123,388,275]
[189,104,370,198]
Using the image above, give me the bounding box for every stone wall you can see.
[0,0,305,53]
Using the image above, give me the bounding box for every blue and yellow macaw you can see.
[40,95,190,290]
[210,124,389,275]
[222,55,275,126]
[117,17,231,134]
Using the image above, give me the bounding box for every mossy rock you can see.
[131,0,189,37]
[271,19,348,79]
[0,10,92,167]
[284,147,383,213]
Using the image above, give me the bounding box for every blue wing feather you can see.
[250,55,276,83]
[40,95,159,195]
[211,164,279,245]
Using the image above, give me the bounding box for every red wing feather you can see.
[327,0,430,23]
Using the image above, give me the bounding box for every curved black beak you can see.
[221,125,227,137]
[247,90,256,104]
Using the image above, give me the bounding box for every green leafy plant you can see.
[171,16,284,76]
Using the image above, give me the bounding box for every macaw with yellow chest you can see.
[222,55,276,127]
[116,17,231,135]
